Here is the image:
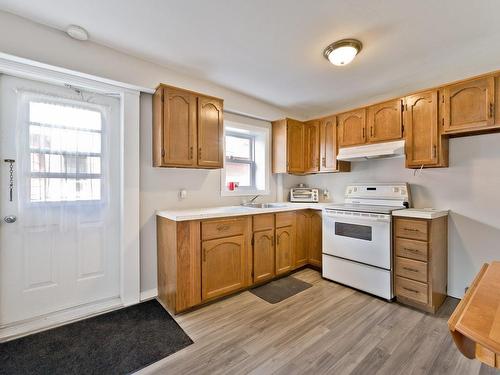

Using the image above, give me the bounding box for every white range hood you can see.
[337,140,405,162]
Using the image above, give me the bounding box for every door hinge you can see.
[441,118,444,127]
[161,92,164,103]
[401,102,405,112]
[402,124,405,133]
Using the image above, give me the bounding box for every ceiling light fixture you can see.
[66,25,89,41]
[323,39,362,66]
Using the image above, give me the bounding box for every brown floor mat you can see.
[250,276,313,304]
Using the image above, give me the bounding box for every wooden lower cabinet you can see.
[308,210,323,267]
[394,216,448,313]
[275,226,294,275]
[157,210,322,314]
[253,229,275,283]
[201,234,247,301]
[294,211,309,268]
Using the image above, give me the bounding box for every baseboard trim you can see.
[140,288,158,301]
[0,297,123,343]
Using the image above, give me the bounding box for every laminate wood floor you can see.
[138,269,499,375]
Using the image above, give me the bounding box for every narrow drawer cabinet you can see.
[394,215,448,313]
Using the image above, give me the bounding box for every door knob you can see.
[4,215,16,223]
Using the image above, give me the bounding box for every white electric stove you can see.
[322,183,411,300]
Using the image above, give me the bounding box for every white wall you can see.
[140,95,278,293]
[284,133,500,298]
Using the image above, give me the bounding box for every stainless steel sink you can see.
[240,202,287,209]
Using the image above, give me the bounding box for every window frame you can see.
[224,131,257,190]
[221,120,271,197]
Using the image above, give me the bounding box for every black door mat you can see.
[0,299,192,375]
[250,276,313,304]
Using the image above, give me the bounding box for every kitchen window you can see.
[221,121,270,196]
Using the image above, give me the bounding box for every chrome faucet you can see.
[248,195,260,204]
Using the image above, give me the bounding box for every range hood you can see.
[337,140,405,162]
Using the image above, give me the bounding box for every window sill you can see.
[220,189,270,197]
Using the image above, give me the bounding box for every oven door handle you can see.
[324,211,391,223]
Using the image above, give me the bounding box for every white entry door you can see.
[0,74,121,327]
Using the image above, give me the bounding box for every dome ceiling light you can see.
[66,25,89,41]
[323,39,362,66]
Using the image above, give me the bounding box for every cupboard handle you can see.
[216,224,230,231]
[203,248,206,262]
[190,146,193,159]
[403,247,419,254]
[490,103,494,118]
[198,147,202,159]
[403,267,419,273]
[276,235,280,246]
[404,228,419,232]
[362,128,365,138]
[370,126,374,137]
[403,287,419,294]
[433,145,437,159]
[271,235,274,246]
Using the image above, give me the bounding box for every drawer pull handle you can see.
[403,267,419,273]
[404,247,419,253]
[403,287,419,294]
[404,228,419,232]
[216,224,230,231]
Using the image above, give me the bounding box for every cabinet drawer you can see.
[253,214,274,231]
[395,218,428,241]
[276,212,295,228]
[395,276,428,305]
[395,238,428,262]
[396,257,428,283]
[202,218,246,240]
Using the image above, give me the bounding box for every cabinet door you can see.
[405,91,439,167]
[308,211,322,267]
[287,119,305,173]
[201,235,246,300]
[319,115,338,172]
[198,97,224,168]
[275,226,294,275]
[338,109,366,147]
[294,211,309,268]
[253,229,275,283]
[304,120,320,173]
[442,76,495,134]
[367,99,403,143]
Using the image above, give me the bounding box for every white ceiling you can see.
[1,0,500,118]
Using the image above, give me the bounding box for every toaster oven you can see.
[290,187,319,203]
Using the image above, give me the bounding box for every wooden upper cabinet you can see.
[367,99,403,143]
[319,116,337,172]
[153,84,223,169]
[287,119,306,173]
[442,76,496,134]
[201,234,246,301]
[304,120,320,173]
[162,88,196,166]
[338,108,366,147]
[198,97,224,168]
[405,90,441,167]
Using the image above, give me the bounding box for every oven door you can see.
[323,209,391,270]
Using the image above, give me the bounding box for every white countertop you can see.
[392,208,449,219]
[156,202,331,221]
